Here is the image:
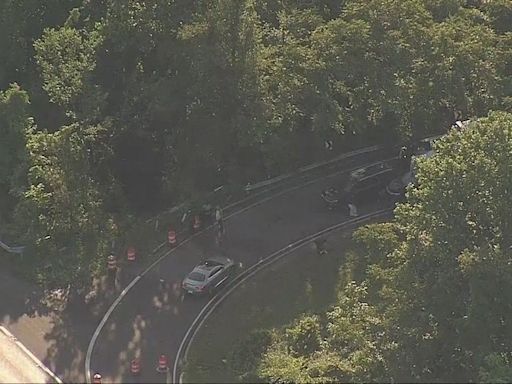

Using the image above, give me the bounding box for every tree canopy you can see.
[1,0,512,292]
[255,111,512,383]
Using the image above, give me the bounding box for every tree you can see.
[13,123,116,289]
[483,0,512,35]
[258,282,389,383]
[34,25,102,107]
[0,84,31,229]
[479,353,512,383]
[0,0,82,89]
[386,111,512,381]
[256,111,512,383]
[229,328,273,382]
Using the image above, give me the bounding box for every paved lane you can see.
[89,160,398,382]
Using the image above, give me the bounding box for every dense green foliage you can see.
[254,111,512,382]
[2,0,512,380]
[1,1,512,290]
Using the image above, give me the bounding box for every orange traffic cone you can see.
[92,373,102,384]
[192,215,201,231]
[168,229,177,246]
[156,354,169,373]
[130,358,141,375]
[107,255,117,271]
[127,246,136,261]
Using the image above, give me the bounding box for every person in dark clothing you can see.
[314,238,328,255]
[321,187,339,210]
[215,206,225,234]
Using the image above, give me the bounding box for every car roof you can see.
[204,255,231,265]
[193,256,231,273]
[350,162,392,181]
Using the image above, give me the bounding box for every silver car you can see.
[182,256,235,295]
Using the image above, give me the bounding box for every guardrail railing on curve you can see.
[173,208,394,384]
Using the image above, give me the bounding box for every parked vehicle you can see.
[182,256,236,295]
[321,160,399,209]
[320,187,341,210]
[344,161,398,201]
[385,171,412,200]
[385,135,443,198]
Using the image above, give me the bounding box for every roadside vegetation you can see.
[184,229,358,383]
[228,112,512,383]
[2,0,512,290]
[187,113,512,383]
[1,1,512,381]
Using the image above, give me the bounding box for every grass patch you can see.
[183,230,356,383]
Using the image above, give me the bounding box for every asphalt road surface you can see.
[0,146,397,383]
[89,162,397,383]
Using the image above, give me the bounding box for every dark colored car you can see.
[385,172,412,201]
[343,161,398,201]
[182,256,236,295]
[321,161,399,208]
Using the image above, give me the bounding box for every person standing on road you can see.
[215,205,224,234]
[314,238,328,255]
[399,145,407,160]
[347,193,359,217]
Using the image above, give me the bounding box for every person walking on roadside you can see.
[215,205,224,234]
[399,145,407,160]
[314,238,328,256]
[347,193,359,217]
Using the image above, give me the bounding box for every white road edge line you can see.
[84,153,394,382]
[173,209,392,384]
[245,144,382,191]
[0,325,64,384]
[150,144,386,255]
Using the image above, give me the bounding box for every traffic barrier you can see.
[107,255,117,271]
[156,354,169,373]
[168,229,177,246]
[127,246,136,261]
[130,358,141,375]
[192,215,201,231]
[92,373,102,384]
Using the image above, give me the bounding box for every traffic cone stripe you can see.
[127,246,136,261]
[130,358,141,375]
[93,373,102,384]
[156,354,169,373]
[193,215,201,230]
[107,255,117,270]
[168,229,177,245]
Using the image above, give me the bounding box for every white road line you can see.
[84,275,141,383]
[245,144,382,191]
[0,325,63,384]
[149,147,380,254]
[84,153,393,382]
[173,209,392,383]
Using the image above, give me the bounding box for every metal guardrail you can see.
[173,208,394,384]
[244,144,383,192]
[85,141,406,383]
[85,153,397,383]
[0,240,25,254]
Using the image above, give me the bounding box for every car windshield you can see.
[203,259,223,267]
[188,271,206,282]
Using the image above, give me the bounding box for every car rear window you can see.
[188,271,206,282]
[204,259,222,267]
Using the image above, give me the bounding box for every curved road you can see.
[88,151,398,382]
